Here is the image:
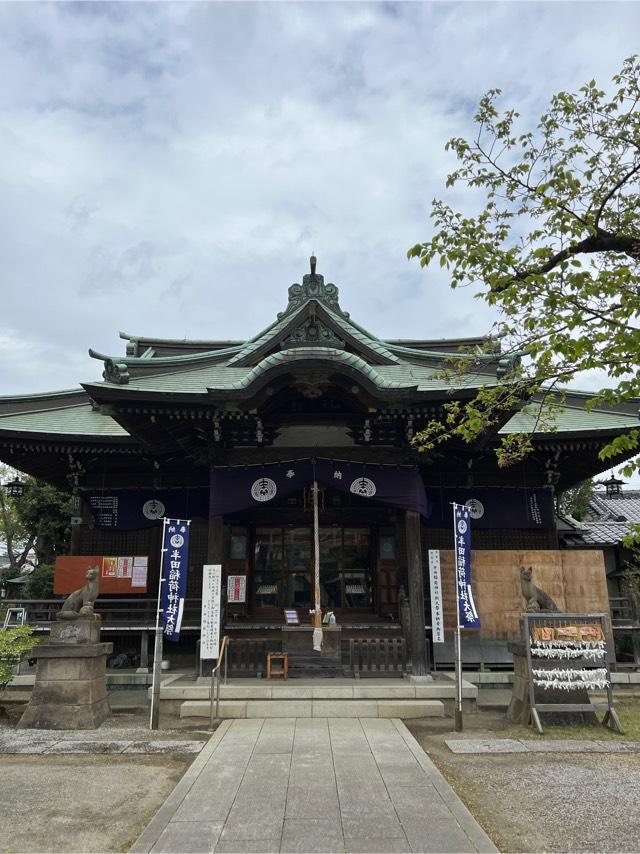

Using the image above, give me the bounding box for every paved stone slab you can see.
[281,818,345,853]
[132,718,497,853]
[595,740,640,752]
[151,821,223,853]
[445,737,640,754]
[124,739,205,754]
[44,739,130,754]
[344,836,412,853]
[214,841,280,853]
[445,738,529,754]
[522,739,607,753]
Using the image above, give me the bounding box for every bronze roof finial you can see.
[310,254,317,276]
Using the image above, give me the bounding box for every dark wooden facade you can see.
[1,260,638,672]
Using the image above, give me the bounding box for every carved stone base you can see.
[18,619,113,730]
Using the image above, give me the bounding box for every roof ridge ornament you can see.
[278,257,349,319]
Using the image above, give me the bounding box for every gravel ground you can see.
[0,752,189,853]
[0,705,210,853]
[409,712,640,853]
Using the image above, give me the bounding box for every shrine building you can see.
[1,259,637,675]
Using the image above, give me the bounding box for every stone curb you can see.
[129,719,233,853]
[392,720,498,854]
[445,737,640,755]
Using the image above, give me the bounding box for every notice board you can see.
[54,555,149,595]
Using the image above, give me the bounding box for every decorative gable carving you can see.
[278,256,349,319]
[281,315,345,350]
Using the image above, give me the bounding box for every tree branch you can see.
[494,232,640,292]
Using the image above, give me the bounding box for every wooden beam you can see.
[405,510,429,676]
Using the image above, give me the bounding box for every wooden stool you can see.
[267,652,288,680]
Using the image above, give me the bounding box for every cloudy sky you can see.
[1,1,637,413]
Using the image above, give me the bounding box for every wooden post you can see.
[69,493,86,556]
[206,515,225,674]
[140,631,149,670]
[405,510,429,677]
[150,518,168,730]
[208,515,225,564]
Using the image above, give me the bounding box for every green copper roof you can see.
[84,348,498,396]
[501,401,639,434]
[0,403,128,438]
[226,297,401,368]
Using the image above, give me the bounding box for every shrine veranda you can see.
[1,261,637,675]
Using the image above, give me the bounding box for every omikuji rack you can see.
[523,612,623,735]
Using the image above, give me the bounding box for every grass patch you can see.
[503,698,640,741]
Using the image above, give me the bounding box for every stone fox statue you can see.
[520,566,559,613]
[57,567,100,619]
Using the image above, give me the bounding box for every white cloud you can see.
[0,1,637,459]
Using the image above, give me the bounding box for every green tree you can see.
[0,624,39,693]
[15,479,73,567]
[408,55,640,475]
[0,465,34,573]
[558,479,595,521]
[0,464,73,579]
[24,564,55,599]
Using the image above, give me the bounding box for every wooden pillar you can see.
[405,510,429,677]
[207,515,225,564]
[207,515,226,659]
[69,494,86,556]
[140,630,149,670]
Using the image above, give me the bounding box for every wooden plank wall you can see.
[438,550,609,639]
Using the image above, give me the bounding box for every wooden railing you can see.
[0,597,202,630]
[611,596,638,626]
[348,638,406,677]
[227,638,282,677]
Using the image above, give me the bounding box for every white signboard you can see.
[200,564,222,659]
[227,574,247,603]
[131,556,148,588]
[428,549,445,644]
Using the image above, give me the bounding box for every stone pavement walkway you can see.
[0,730,204,755]
[445,737,640,754]
[0,723,206,755]
[132,718,496,854]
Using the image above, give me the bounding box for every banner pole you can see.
[150,518,168,731]
[454,622,463,732]
[453,504,463,732]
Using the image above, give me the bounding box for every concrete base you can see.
[18,619,113,730]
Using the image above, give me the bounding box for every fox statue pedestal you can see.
[18,618,113,730]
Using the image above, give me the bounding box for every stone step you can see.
[179,698,445,719]
[157,676,478,702]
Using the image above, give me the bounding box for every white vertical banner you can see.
[200,564,222,660]
[428,549,445,643]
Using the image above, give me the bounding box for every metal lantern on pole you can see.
[600,473,625,499]
[3,476,26,498]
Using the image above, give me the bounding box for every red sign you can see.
[227,574,247,604]
[55,555,149,594]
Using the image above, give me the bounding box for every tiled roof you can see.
[585,491,640,524]
[578,522,633,546]
[501,402,639,434]
[90,350,498,395]
[0,403,128,438]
